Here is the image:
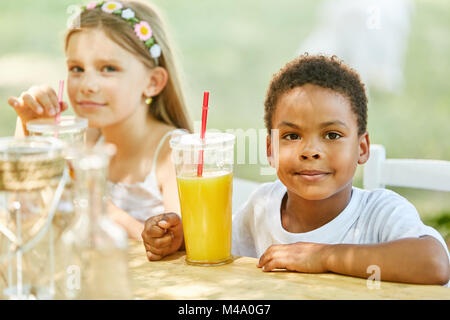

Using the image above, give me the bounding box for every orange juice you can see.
[177,170,233,265]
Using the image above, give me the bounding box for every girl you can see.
[8,0,192,241]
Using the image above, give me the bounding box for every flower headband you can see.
[82,1,162,64]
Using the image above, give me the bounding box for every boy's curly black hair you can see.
[264,54,368,135]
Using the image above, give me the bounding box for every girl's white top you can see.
[97,129,183,222]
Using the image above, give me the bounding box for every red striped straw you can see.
[197,91,209,177]
[55,80,64,138]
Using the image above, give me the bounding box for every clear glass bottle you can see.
[61,144,132,299]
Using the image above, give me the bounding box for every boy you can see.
[142,55,449,285]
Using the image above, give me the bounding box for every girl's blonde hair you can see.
[65,0,192,132]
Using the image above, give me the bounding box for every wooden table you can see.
[128,240,449,300]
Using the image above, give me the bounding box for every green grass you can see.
[0,0,449,230]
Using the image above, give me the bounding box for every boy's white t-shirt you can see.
[232,180,450,265]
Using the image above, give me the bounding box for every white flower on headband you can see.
[101,1,123,13]
[121,8,135,19]
[150,44,161,59]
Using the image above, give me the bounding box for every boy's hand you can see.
[257,242,330,273]
[142,212,184,261]
[8,85,69,129]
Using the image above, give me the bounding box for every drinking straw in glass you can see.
[197,91,209,177]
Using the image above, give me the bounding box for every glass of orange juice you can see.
[170,132,235,266]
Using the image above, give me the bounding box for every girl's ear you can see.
[357,132,370,165]
[144,66,168,97]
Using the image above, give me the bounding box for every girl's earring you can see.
[145,97,153,105]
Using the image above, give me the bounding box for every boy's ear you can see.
[266,131,279,168]
[144,66,168,98]
[357,132,370,165]
[266,135,272,166]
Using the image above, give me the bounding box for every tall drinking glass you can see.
[26,116,88,297]
[26,116,88,228]
[170,132,235,266]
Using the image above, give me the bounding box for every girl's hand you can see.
[142,212,184,261]
[257,242,330,273]
[8,85,69,130]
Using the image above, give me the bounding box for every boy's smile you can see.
[268,84,369,203]
[294,169,332,182]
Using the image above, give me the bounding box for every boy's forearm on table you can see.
[322,236,449,285]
